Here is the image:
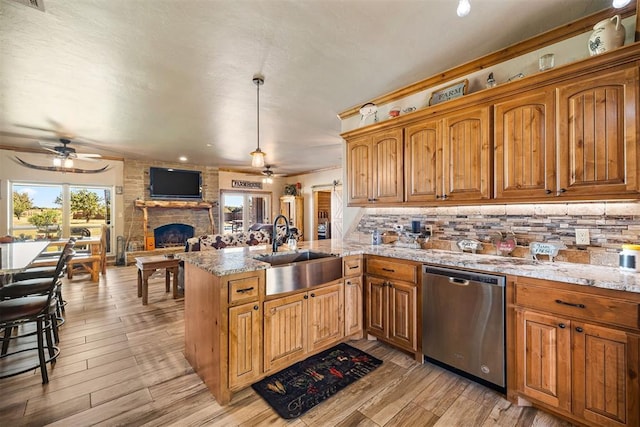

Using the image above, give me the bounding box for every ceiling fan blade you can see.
[40,146,61,155]
[76,153,102,159]
[14,124,59,133]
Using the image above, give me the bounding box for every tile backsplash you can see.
[349,202,640,267]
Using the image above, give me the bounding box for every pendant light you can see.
[250,74,266,168]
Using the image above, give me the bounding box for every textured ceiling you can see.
[0,0,612,175]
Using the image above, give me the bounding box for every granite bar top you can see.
[177,239,640,294]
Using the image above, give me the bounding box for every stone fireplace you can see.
[153,223,195,248]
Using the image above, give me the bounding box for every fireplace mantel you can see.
[135,200,215,249]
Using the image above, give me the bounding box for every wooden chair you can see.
[66,225,106,282]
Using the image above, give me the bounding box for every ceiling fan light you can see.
[612,0,631,8]
[251,148,265,168]
[262,176,273,184]
[53,157,62,167]
[64,158,73,168]
[457,0,470,17]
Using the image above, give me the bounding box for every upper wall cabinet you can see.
[347,128,403,205]
[556,66,639,198]
[494,89,556,200]
[441,106,492,202]
[343,47,640,207]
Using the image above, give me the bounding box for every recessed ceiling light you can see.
[206,143,212,147]
[179,156,188,162]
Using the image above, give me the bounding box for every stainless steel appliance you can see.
[422,265,505,391]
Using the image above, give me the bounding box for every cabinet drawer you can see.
[343,256,362,277]
[228,275,260,304]
[516,282,639,330]
[366,257,418,283]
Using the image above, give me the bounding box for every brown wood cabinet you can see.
[184,265,265,405]
[364,256,420,359]
[556,65,640,198]
[346,128,404,205]
[343,255,363,338]
[513,277,640,427]
[344,49,640,206]
[494,89,556,200]
[263,280,344,373]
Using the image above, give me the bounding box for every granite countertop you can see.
[177,239,640,294]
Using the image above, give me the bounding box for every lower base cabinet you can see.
[514,277,640,427]
[263,280,344,373]
[228,302,262,390]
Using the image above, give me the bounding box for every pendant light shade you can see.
[250,75,266,168]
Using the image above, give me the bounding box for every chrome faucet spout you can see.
[272,214,290,252]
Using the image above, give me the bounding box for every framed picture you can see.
[429,79,468,106]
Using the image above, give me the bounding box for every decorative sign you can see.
[429,79,468,106]
[457,239,483,254]
[530,242,567,262]
[232,180,262,190]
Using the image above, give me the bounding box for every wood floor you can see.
[0,265,575,426]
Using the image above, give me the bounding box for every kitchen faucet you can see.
[272,214,290,252]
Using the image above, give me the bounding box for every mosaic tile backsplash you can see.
[349,202,640,267]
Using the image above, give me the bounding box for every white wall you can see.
[0,149,125,240]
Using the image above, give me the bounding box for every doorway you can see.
[313,190,332,240]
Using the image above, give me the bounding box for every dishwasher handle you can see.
[449,277,470,286]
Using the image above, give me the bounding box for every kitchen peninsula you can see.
[179,240,640,426]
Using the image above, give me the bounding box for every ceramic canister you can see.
[619,244,640,272]
[588,15,625,56]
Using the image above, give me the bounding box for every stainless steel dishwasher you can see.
[422,265,505,391]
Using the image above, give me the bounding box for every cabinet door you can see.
[557,66,639,197]
[365,275,387,338]
[405,120,440,202]
[442,106,492,201]
[572,322,638,427]
[263,293,307,372]
[344,276,363,337]
[346,136,372,205]
[372,128,404,203]
[387,280,418,351]
[228,302,261,389]
[494,90,556,199]
[516,310,572,412]
[308,282,344,352]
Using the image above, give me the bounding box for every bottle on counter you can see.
[619,244,640,272]
[372,229,382,246]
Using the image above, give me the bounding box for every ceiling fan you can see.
[39,138,102,167]
[261,165,281,183]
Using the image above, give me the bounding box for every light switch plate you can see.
[575,228,590,245]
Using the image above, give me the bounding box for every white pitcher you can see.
[588,15,625,56]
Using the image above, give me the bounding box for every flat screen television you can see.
[149,167,202,200]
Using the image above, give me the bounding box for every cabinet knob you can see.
[435,194,441,199]
[575,327,584,333]
[557,188,567,194]
[253,305,259,311]
[545,189,552,195]
[558,323,566,329]
[346,280,352,286]
[310,293,315,298]
[441,194,448,200]
[304,294,309,299]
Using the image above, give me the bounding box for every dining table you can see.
[0,241,50,283]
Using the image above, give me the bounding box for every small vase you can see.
[588,15,625,56]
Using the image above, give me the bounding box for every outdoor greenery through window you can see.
[221,191,271,234]
[11,183,112,250]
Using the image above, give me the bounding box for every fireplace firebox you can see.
[153,223,195,248]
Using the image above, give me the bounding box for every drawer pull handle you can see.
[558,323,566,329]
[236,287,255,294]
[575,327,584,333]
[382,268,395,272]
[348,265,359,269]
[449,277,470,286]
[555,299,585,309]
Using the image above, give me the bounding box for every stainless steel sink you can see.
[255,251,343,295]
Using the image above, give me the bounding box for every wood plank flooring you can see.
[0,266,574,426]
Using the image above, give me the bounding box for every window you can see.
[10,182,113,252]
[221,191,271,234]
